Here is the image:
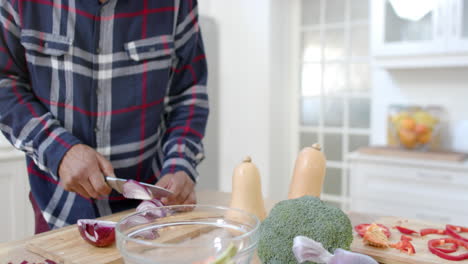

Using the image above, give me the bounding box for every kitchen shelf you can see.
[374,54,468,69]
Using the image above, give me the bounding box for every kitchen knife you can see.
[105,176,173,200]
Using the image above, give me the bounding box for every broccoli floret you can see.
[257,196,353,264]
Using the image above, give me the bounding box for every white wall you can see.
[198,0,293,198]
[268,0,295,199]
[371,67,468,152]
[196,10,221,191]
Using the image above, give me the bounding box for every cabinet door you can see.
[448,0,468,52]
[0,134,11,149]
[0,156,34,243]
[372,0,447,56]
[349,159,468,225]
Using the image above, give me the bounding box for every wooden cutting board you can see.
[26,211,246,264]
[26,211,127,264]
[25,191,267,264]
[349,212,468,264]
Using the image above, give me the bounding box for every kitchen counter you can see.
[1,191,463,264]
[0,191,267,264]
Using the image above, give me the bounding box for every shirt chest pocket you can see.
[123,35,175,105]
[124,35,175,63]
[20,31,72,58]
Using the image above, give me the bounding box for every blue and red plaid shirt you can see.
[0,0,208,229]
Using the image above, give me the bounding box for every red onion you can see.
[136,198,167,218]
[77,219,116,247]
[122,180,152,200]
[120,214,159,240]
[128,198,166,239]
[293,236,378,264]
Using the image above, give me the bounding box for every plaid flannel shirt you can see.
[0,0,208,229]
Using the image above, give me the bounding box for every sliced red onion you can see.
[136,198,167,219]
[121,214,159,240]
[122,180,152,200]
[293,236,333,264]
[293,236,378,264]
[136,199,163,212]
[77,219,116,247]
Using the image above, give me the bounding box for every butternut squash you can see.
[229,156,267,221]
[288,143,326,199]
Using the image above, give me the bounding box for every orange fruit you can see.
[414,124,429,135]
[400,118,416,130]
[418,131,432,144]
[399,129,417,149]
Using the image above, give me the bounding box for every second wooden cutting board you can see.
[350,213,468,264]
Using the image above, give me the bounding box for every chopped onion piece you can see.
[136,199,167,219]
[122,180,152,200]
[293,236,378,264]
[121,214,159,240]
[77,219,116,247]
[293,236,333,264]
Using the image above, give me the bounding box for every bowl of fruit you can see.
[388,105,443,150]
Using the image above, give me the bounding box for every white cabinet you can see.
[0,149,34,243]
[349,152,468,225]
[448,0,468,53]
[372,0,468,68]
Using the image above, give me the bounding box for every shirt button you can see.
[94,127,99,133]
[96,88,100,95]
[96,47,102,54]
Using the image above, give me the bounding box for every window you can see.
[298,0,371,209]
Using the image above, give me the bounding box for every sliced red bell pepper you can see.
[355,223,391,238]
[420,228,447,236]
[394,226,418,235]
[427,237,459,254]
[401,235,413,242]
[446,225,468,243]
[428,238,468,261]
[390,238,416,255]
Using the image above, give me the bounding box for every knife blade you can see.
[105,176,173,200]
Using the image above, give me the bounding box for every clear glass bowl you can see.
[387,104,444,151]
[116,205,260,264]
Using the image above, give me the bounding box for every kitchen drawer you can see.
[350,163,468,210]
[351,197,468,225]
[353,162,468,187]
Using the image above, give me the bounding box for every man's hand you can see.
[58,144,113,199]
[156,171,196,205]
